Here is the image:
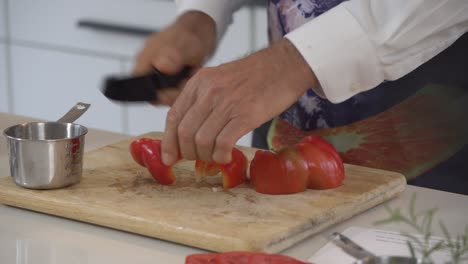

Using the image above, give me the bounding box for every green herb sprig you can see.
[374,193,468,264]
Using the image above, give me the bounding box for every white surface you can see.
[8,0,176,57]
[10,45,124,132]
[253,5,268,51]
[1,113,468,264]
[310,227,451,263]
[0,43,8,112]
[0,0,5,38]
[205,7,252,67]
[0,0,6,112]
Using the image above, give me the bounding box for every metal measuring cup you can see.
[332,232,422,264]
[3,102,90,189]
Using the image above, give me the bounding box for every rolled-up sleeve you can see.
[175,0,251,40]
[285,0,468,103]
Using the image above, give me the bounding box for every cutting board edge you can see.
[258,174,407,253]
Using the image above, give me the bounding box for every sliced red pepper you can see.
[195,160,220,177]
[296,135,344,189]
[250,148,308,195]
[185,252,309,264]
[250,135,345,194]
[300,135,344,166]
[195,148,248,189]
[130,138,247,188]
[140,139,179,185]
[130,137,153,167]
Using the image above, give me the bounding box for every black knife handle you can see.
[151,66,192,88]
[103,66,192,102]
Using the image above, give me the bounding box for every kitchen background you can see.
[0,0,268,146]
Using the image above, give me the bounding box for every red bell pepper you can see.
[140,139,179,185]
[296,136,345,189]
[130,138,247,188]
[186,252,309,264]
[130,138,153,166]
[250,148,308,194]
[195,147,248,189]
[250,135,344,194]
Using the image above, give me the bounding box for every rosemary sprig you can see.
[374,193,468,264]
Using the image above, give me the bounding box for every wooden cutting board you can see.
[0,132,406,253]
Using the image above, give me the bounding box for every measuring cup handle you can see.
[56,102,91,123]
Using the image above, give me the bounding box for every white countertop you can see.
[1,112,467,264]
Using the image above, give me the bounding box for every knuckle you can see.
[206,83,222,97]
[177,124,193,142]
[194,133,212,149]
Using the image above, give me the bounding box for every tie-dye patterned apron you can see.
[260,0,468,194]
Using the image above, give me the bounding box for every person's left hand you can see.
[161,38,319,165]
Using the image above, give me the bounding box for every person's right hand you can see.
[133,11,217,106]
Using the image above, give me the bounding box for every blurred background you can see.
[0,0,268,146]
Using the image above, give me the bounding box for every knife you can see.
[102,66,191,102]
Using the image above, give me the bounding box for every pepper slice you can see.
[130,137,153,166]
[250,135,344,194]
[295,136,345,189]
[186,252,309,264]
[195,148,248,189]
[250,147,308,195]
[140,139,179,185]
[130,138,247,188]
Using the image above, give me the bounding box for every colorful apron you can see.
[255,0,468,194]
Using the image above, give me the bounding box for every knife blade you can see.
[102,66,191,102]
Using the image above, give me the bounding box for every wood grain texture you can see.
[0,132,406,253]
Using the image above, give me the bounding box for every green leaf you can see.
[373,195,468,263]
[374,219,396,226]
[407,240,417,260]
[427,240,445,255]
[405,233,425,250]
[409,193,417,222]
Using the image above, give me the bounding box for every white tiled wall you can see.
[0,0,5,39]
[10,45,123,131]
[0,43,8,112]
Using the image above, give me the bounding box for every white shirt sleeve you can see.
[174,0,251,40]
[285,0,468,103]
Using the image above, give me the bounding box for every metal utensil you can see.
[3,102,90,189]
[331,232,421,264]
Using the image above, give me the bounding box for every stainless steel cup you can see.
[3,122,88,189]
[3,102,91,189]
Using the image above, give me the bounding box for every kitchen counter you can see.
[1,112,467,264]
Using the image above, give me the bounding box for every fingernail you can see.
[162,152,175,166]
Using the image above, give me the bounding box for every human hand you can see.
[133,11,216,105]
[161,38,319,165]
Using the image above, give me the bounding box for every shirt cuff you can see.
[175,0,233,41]
[285,3,384,103]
